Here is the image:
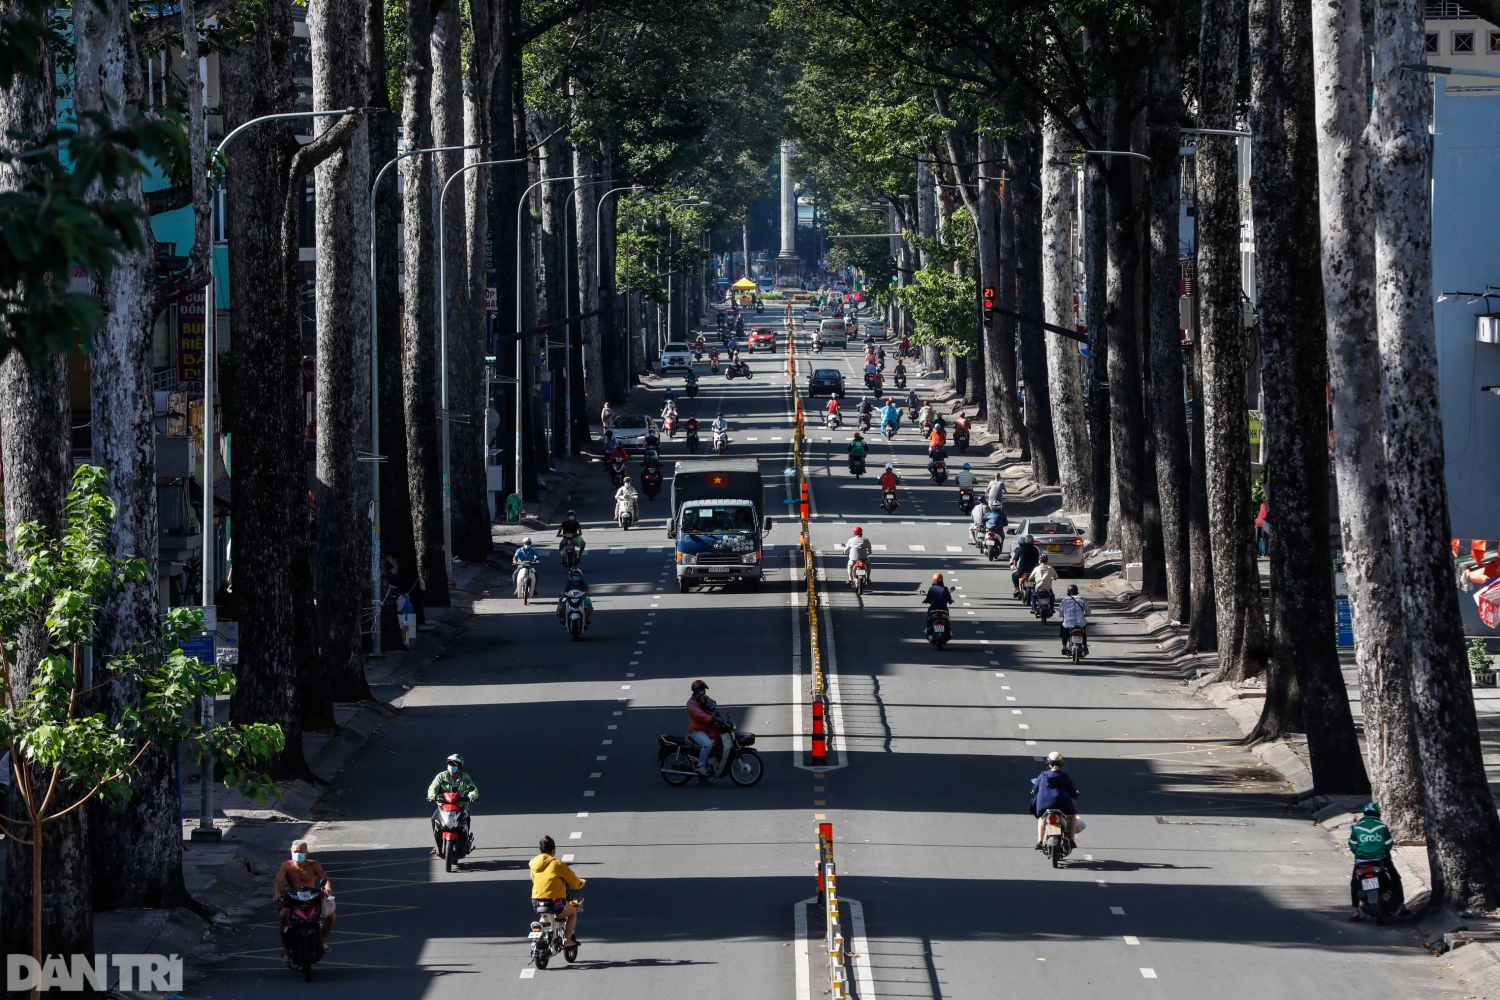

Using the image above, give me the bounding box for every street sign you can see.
[1335,599,1353,648]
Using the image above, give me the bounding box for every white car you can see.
[1010,516,1087,573]
[865,320,887,341]
[659,343,693,374]
[611,414,657,448]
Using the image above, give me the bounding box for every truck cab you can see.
[669,460,770,592]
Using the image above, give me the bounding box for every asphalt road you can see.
[198,320,1464,1000]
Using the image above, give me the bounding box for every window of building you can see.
[1454,30,1476,53]
[1427,32,1442,53]
[1490,30,1500,52]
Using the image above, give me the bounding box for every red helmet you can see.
[932,572,944,583]
[691,680,708,692]
[852,526,863,535]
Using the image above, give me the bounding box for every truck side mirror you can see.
[763,517,773,535]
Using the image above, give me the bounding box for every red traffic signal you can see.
[983,286,996,322]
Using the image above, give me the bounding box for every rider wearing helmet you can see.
[847,432,868,459]
[1058,583,1090,655]
[557,509,585,556]
[879,462,899,495]
[1010,533,1041,594]
[1348,803,1405,921]
[513,537,541,592]
[427,754,478,853]
[922,572,954,634]
[686,680,723,776]
[856,396,874,419]
[1032,751,1081,849]
[615,475,639,514]
[879,398,901,435]
[843,526,873,584]
[955,461,975,491]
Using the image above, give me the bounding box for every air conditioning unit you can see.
[1477,313,1500,345]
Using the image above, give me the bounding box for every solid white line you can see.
[847,898,876,1000]
[794,897,814,1000]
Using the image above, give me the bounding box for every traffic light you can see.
[983,286,996,323]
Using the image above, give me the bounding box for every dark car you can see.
[808,368,846,399]
[747,327,778,353]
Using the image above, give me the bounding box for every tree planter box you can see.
[1473,671,1497,688]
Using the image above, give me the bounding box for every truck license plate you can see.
[1361,877,1380,890]
[707,566,733,573]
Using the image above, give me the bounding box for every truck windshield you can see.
[681,505,756,535]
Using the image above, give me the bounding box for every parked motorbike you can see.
[1034,588,1056,622]
[641,468,663,500]
[515,562,538,603]
[958,487,975,514]
[849,454,866,478]
[1353,860,1404,925]
[562,589,587,640]
[529,894,583,968]
[714,428,730,454]
[1040,808,1074,868]
[616,497,637,530]
[1067,625,1088,663]
[657,713,764,786]
[280,881,328,980]
[433,790,474,872]
[881,487,899,513]
[925,608,951,649]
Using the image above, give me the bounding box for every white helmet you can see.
[523,537,533,545]
[885,462,893,471]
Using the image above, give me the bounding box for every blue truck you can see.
[669,460,772,592]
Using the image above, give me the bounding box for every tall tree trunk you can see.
[1102,98,1147,567]
[0,27,89,939]
[1198,0,1269,681]
[1186,297,1219,652]
[1247,0,1368,794]
[1008,129,1058,484]
[368,0,420,614]
[312,0,373,705]
[985,133,1026,455]
[573,134,600,447]
[452,0,500,560]
[1147,23,1192,624]
[598,141,625,404]
[1311,0,1423,836]
[1083,155,1111,547]
[223,0,309,778]
[401,0,450,604]
[1041,119,1092,511]
[1369,0,1500,907]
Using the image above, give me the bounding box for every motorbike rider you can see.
[985,471,1006,508]
[879,462,899,497]
[686,680,723,776]
[1028,555,1060,609]
[1011,533,1041,594]
[918,399,935,428]
[879,398,901,435]
[530,835,586,948]
[826,396,841,419]
[856,396,874,422]
[847,432,868,466]
[1058,584,1090,654]
[608,439,629,475]
[1348,803,1406,921]
[842,526,873,584]
[1032,751,1081,848]
[615,476,640,516]
[954,409,971,438]
[556,581,594,630]
[684,413,700,444]
[564,566,589,594]
[875,346,886,369]
[922,572,954,632]
[641,448,663,485]
[557,509,586,556]
[662,386,676,408]
[955,462,976,492]
[928,424,947,456]
[427,754,478,854]
[712,412,729,437]
[709,346,720,373]
[926,449,947,480]
[905,388,920,414]
[275,840,336,953]
[513,537,541,592]
[683,367,700,390]
[661,398,678,427]
[643,421,662,452]
[893,359,907,384]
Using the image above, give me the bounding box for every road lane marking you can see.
[947,545,963,552]
[583,791,595,797]
[621,685,631,689]
[647,547,662,552]
[1018,724,1029,729]
[590,772,602,777]
[1111,906,1125,915]
[1026,740,1037,745]
[1007,697,1017,701]
[596,755,607,760]
[995,672,1005,677]
[1012,710,1023,714]
[520,968,535,979]
[1124,936,1140,945]
[872,544,888,551]
[1141,969,1157,979]
[561,854,574,862]
[612,711,623,715]
[909,544,926,551]
[607,725,617,730]
[601,739,612,744]
[569,832,582,839]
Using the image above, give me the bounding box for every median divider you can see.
[817,822,848,1000]
[788,327,829,766]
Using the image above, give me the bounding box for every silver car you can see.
[611,414,657,448]
[1011,516,1087,573]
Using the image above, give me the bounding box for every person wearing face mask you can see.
[275,840,335,953]
[427,754,479,853]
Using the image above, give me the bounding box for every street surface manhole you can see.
[1155,816,1255,826]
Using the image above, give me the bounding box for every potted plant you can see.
[1469,637,1496,687]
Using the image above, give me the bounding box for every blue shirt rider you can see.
[879,401,901,432]
[512,538,540,588]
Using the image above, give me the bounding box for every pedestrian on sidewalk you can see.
[274,841,336,953]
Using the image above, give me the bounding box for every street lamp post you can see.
[595,185,640,407]
[195,105,360,843]
[514,173,584,509]
[438,158,525,583]
[366,141,481,655]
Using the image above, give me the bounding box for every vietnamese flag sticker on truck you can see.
[708,473,728,488]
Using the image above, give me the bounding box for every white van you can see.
[818,318,848,348]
